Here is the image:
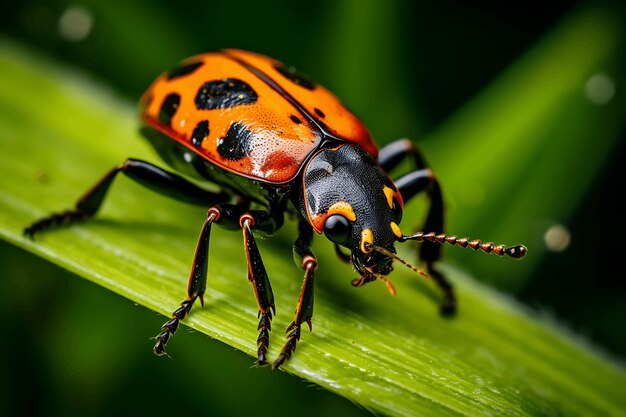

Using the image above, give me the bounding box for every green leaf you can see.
[1,38,625,417]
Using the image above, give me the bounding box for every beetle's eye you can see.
[323,215,351,244]
[392,199,403,223]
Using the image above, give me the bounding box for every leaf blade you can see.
[1,38,625,417]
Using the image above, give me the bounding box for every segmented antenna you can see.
[352,271,397,296]
[370,245,429,278]
[399,232,527,259]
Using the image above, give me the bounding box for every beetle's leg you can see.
[273,220,317,369]
[378,139,453,315]
[377,138,430,172]
[238,209,284,365]
[154,202,275,358]
[154,207,221,356]
[171,202,283,365]
[24,158,230,237]
[394,170,452,314]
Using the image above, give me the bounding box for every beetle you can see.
[24,49,526,369]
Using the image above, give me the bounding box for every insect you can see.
[24,50,526,369]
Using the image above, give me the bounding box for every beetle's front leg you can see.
[273,220,317,369]
[378,139,453,315]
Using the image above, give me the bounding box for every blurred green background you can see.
[1,0,624,416]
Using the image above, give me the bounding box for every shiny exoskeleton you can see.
[24,50,526,369]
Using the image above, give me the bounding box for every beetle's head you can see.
[301,144,527,295]
[302,144,415,291]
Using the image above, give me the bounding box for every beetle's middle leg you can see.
[211,205,284,365]
[239,210,278,365]
[377,139,454,315]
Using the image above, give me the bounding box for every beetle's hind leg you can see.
[378,139,455,315]
[24,158,229,237]
[153,207,221,356]
[196,204,283,365]
[23,159,233,356]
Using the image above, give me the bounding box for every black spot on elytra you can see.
[195,78,258,110]
[191,120,210,148]
[274,63,315,90]
[290,115,302,124]
[166,61,203,80]
[217,123,253,161]
[158,93,180,126]
[314,108,325,118]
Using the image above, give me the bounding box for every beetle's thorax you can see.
[300,144,404,273]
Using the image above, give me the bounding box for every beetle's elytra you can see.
[25,50,526,369]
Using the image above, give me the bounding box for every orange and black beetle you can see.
[25,50,526,369]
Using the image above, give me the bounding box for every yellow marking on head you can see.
[360,228,374,253]
[310,201,356,233]
[390,222,403,238]
[383,186,395,209]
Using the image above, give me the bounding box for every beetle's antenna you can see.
[370,245,429,278]
[399,232,527,259]
[376,274,397,296]
[352,271,397,296]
